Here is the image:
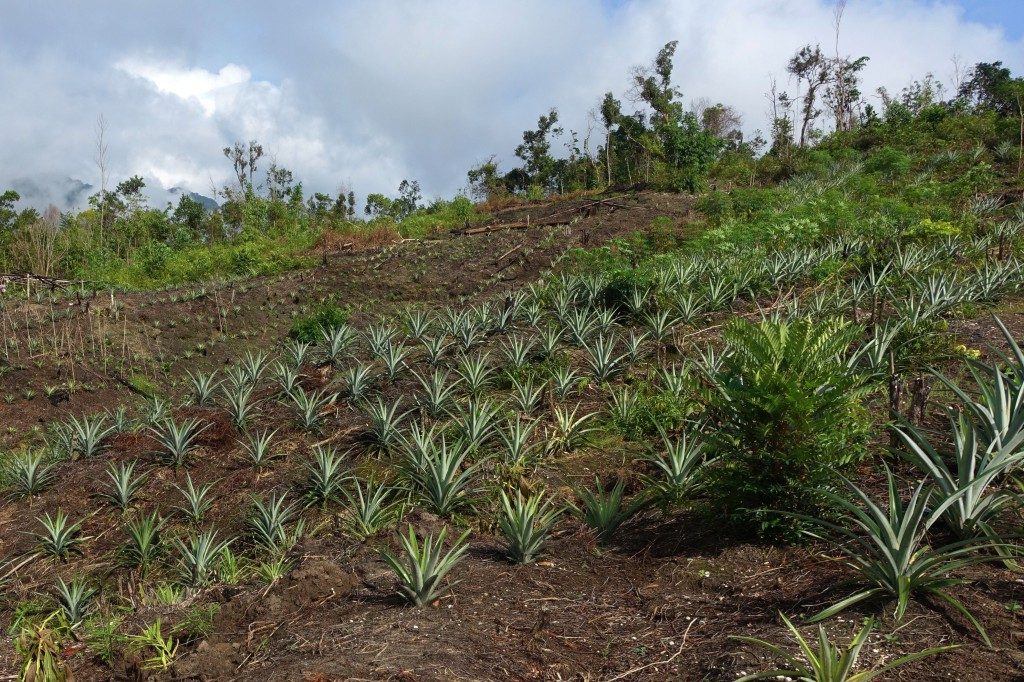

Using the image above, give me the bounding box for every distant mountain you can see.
[168,187,219,211]
[9,175,93,211]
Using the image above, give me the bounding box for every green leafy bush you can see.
[702,317,873,539]
[288,303,351,344]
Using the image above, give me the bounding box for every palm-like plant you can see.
[498,490,561,563]
[150,417,208,468]
[67,414,116,458]
[5,450,55,499]
[896,415,1024,538]
[796,467,1005,644]
[733,614,957,682]
[575,478,647,543]
[36,510,84,561]
[103,460,148,511]
[380,525,470,606]
[186,370,222,407]
[304,446,347,506]
[291,387,336,432]
[172,474,216,524]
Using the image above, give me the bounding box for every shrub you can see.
[703,317,872,539]
[288,303,351,344]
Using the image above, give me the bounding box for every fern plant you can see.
[703,317,871,538]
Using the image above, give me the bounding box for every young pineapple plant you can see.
[421,335,451,367]
[249,493,303,555]
[172,474,216,524]
[54,577,96,627]
[363,397,410,453]
[341,478,405,539]
[497,416,539,469]
[575,478,647,544]
[501,335,536,370]
[414,368,461,418]
[455,352,494,397]
[186,370,222,407]
[304,445,348,507]
[379,340,412,381]
[550,365,581,399]
[411,436,479,515]
[273,361,302,398]
[342,362,376,403]
[584,334,627,383]
[896,414,1024,539]
[733,614,957,682]
[404,308,432,341]
[365,322,398,357]
[284,339,311,368]
[174,531,232,587]
[150,417,208,468]
[380,525,470,606]
[122,511,164,575]
[35,510,84,561]
[510,375,545,414]
[451,399,500,451]
[240,428,281,469]
[223,383,259,430]
[498,490,561,564]
[103,460,148,511]
[643,429,713,508]
[321,324,357,367]
[67,414,116,458]
[5,450,55,499]
[291,386,336,432]
[240,350,271,385]
[546,405,598,455]
[796,466,1007,645]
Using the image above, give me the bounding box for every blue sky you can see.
[956,0,1024,39]
[0,0,1021,209]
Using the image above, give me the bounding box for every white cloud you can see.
[0,0,1021,210]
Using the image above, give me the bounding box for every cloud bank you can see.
[0,0,1021,210]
